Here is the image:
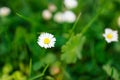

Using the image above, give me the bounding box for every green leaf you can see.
[103,63,120,80]
[33,53,56,71]
[33,61,44,71]
[61,34,86,64]
[42,53,56,64]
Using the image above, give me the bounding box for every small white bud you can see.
[54,12,64,23]
[42,9,52,20]
[63,10,76,23]
[64,0,78,9]
[48,4,57,12]
[0,7,11,17]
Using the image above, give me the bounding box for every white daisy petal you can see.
[105,28,112,34]
[37,32,56,49]
[103,34,106,37]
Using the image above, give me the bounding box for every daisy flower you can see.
[103,28,118,43]
[0,7,11,17]
[42,9,52,20]
[37,32,56,49]
[64,0,78,9]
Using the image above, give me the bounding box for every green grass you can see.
[0,0,120,80]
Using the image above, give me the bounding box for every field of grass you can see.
[0,0,120,80]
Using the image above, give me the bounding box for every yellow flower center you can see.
[44,38,50,44]
[107,33,113,39]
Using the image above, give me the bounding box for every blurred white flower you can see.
[63,10,76,23]
[64,0,78,9]
[54,12,64,23]
[42,9,52,20]
[0,7,11,17]
[117,16,120,26]
[103,28,118,43]
[48,4,57,12]
[37,32,56,49]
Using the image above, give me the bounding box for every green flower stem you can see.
[70,12,81,36]
[30,74,44,80]
[110,68,114,80]
[1,16,6,22]
[81,8,103,35]
[81,1,107,35]
[71,12,82,32]
[16,13,36,25]
[70,3,106,38]
[16,13,31,22]
[29,64,49,80]
[29,58,32,77]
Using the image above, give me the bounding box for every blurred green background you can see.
[0,0,120,80]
